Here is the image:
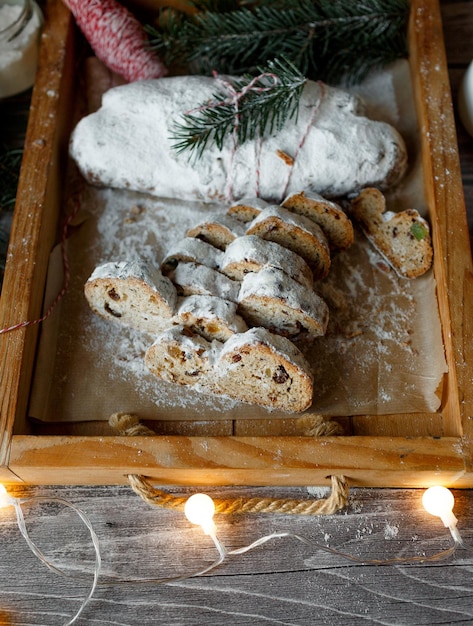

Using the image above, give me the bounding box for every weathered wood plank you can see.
[7,435,471,487]
[0,484,472,624]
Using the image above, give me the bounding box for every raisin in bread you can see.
[84,260,177,334]
[174,294,248,342]
[220,235,314,289]
[213,328,313,413]
[161,237,223,274]
[145,326,314,412]
[282,190,354,251]
[237,266,329,341]
[246,205,331,279]
[350,187,433,278]
[145,325,217,386]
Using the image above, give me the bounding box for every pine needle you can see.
[147,0,409,83]
[170,58,306,160]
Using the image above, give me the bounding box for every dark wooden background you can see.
[1,1,473,624]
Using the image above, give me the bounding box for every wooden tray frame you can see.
[0,0,472,487]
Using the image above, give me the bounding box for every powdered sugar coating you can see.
[170,262,241,302]
[227,197,271,223]
[69,76,407,203]
[282,190,354,251]
[84,260,177,334]
[145,325,218,386]
[246,205,331,278]
[174,294,248,341]
[214,328,314,412]
[238,266,329,339]
[219,327,312,372]
[161,237,223,273]
[186,213,246,249]
[220,234,314,288]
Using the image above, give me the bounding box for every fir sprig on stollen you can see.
[171,58,306,160]
[147,0,409,84]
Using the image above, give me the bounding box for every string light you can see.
[175,487,469,572]
[184,493,217,536]
[0,483,101,625]
[184,493,227,563]
[422,485,464,546]
[101,484,467,592]
[1,483,470,622]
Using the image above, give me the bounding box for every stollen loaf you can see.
[69,76,408,203]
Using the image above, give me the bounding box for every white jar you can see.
[0,0,43,99]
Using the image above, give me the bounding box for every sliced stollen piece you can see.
[213,327,314,413]
[350,187,433,279]
[84,260,177,334]
[169,261,241,303]
[145,325,218,386]
[246,205,331,279]
[282,190,354,251]
[186,213,246,250]
[173,294,248,342]
[161,237,223,274]
[237,266,329,341]
[227,196,270,223]
[220,235,314,289]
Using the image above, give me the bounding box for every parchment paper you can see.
[28,59,448,422]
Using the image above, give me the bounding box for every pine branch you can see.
[147,0,409,83]
[170,58,306,161]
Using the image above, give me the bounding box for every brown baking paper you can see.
[28,59,447,423]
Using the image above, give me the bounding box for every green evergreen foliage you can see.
[147,0,409,84]
[171,58,306,160]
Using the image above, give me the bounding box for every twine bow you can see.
[212,71,279,202]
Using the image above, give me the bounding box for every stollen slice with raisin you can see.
[84,260,177,334]
[350,187,433,279]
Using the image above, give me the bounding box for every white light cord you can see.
[98,525,461,590]
[1,485,468,622]
[11,496,101,626]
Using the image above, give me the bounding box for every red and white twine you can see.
[192,73,325,202]
[212,72,279,202]
[0,198,80,336]
[279,81,326,201]
[62,0,167,82]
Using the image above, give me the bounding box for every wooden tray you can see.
[0,0,472,487]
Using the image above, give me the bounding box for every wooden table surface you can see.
[1,1,473,624]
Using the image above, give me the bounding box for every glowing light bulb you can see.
[422,486,455,525]
[422,486,463,545]
[0,484,16,508]
[184,493,216,536]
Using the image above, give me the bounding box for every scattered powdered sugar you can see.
[384,522,400,540]
[30,59,447,422]
[91,187,224,265]
[46,166,445,420]
[306,485,331,499]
